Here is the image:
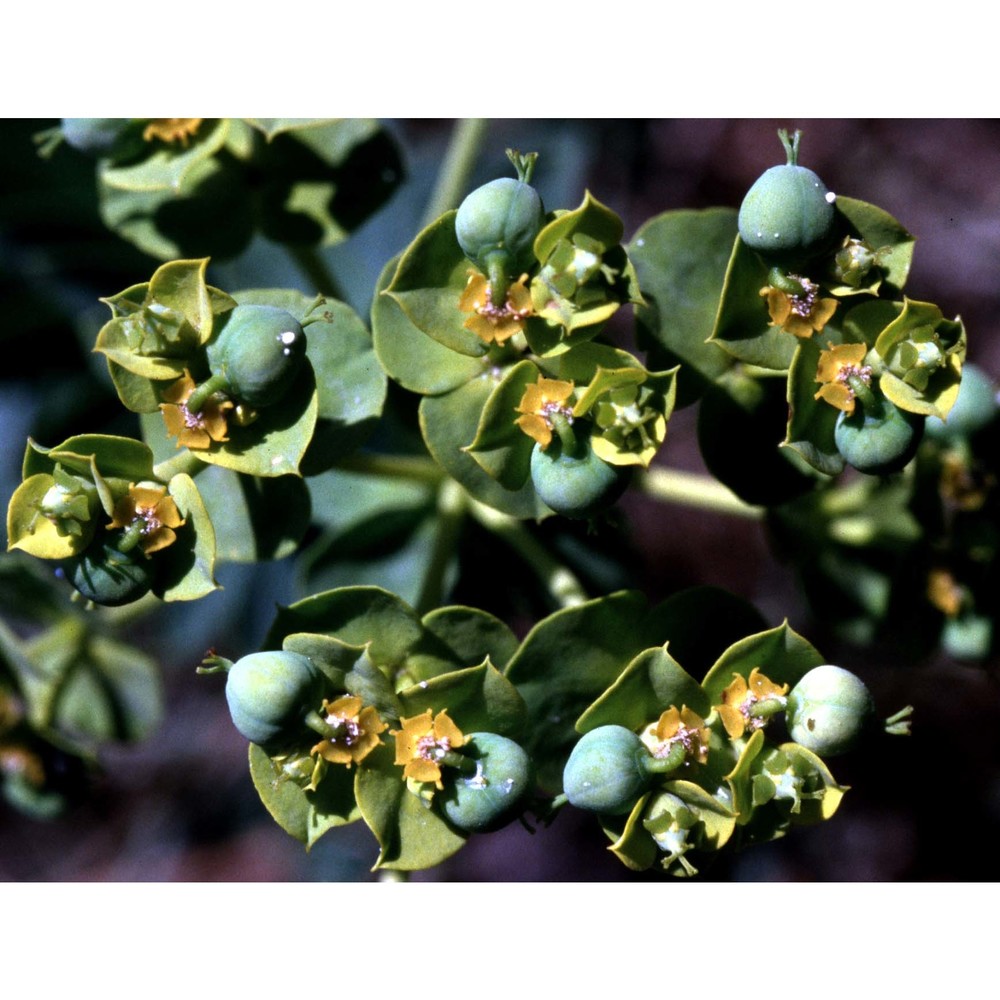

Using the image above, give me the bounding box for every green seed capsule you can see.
[439,733,534,833]
[61,119,145,160]
[563,725,652,815]
[786,665,875,757]
[834,395,924,475]
[206,305,306,408]
[925,363,998,440]
[67,542,155,607]
[224,650,323,753]
[456,176,544,277]
[530,436,631,519]
[738,130,837,269]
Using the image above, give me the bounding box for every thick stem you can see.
[421,118,489,227]
[638,468,764,520]
[485,251,511,309]
[549,412,580,456]
[187,374,231,416]
[847,373,879,413]
[414,478,468,617]
[467,498,589,608]
[767,267,807,296]
[642,742,686,775]
[434,748,479,776]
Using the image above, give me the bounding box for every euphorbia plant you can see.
[5,118,988,881]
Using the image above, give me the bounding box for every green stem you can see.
[287,244,348,301]
[767,267,807,296]
[415,478,468,616]
[334,452,445,486]
[421,118,489,227]
[435,748,479,776]
[153,449,207,483]
[638,468,764,520]
[187,374,231,415]
[467,498,589,608]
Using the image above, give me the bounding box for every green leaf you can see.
[142,364,319,478]
[419,376,551,519]
[386,211,490,358]
[300,300,387,473]
[397,660,527,739]
[6,474,93,560]
[21,618,161,745]
[710,235,797,370]
[834,196,915,295]
[700,368,826,500]
[504,591,651,789]
[576,645,709,734]
[372,256,488,396]
[724,728,765,824]
[464,359,539,489]
[639,586,769,680]
[701,621,826,703]
[630,207,737,407]
[99,119,229,193]
[783,338,846,477]
[264,586,424,671]
[404,606,519,684]
[154,473,219,602]
[354,741,467,870]
[194,465,310,563]
[603,793,658,871]
[148,258,222,344]
[249,743,360,847]
[23,435,156,484]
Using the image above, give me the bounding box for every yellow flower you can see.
[814,342,872,415]
[143,118,203,146]
[715,667,789,740]
[106,484,185,556]
[761,278,838,339]
[927,568,965,618]
[515,377,576,450]
[391,709,465,788]
[310,695,387,768]
[640,706,709,766]
[160,370,233,450]
[458,271,533,345]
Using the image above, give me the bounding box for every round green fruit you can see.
[61,119,143,160]
[67,542,154,607]
[224,650,323,752]
[834,397,924,475]
[563,725,652,815]
[786,665,875,757]
[738,133,836,268]
[206,304,306,408]
[456,176,544,276]
[925,363,998,440]
[439,733,534,833]
[530,437,631,519]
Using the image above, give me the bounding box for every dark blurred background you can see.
[2,119,998,880]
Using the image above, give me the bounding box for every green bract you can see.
[224,650,323,753]
[439,732,534,833]
[206,304,307,408]
[456,177,543,278]
[834,395,924,475]
[67,542,155,607]
[786,665,875,757]
[529,435,631,519]
[563,725,651,814]
[738,130,836,268]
